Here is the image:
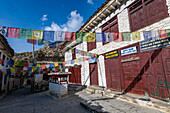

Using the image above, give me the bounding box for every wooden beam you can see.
[105,9,111,14]
[110,5,115,10]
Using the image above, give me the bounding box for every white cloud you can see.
[41,14,48,21]
[87,0,94,4]
[45,10,83,32]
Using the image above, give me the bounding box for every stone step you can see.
[82,89,94,94]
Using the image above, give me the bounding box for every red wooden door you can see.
[69,66,81,84]
[162,46,170,98]
[121,43,144,95]
[140,48,169,101]
[89,63,98,86]
[105,57,122,91]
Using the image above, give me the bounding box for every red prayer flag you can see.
[41,65,46,70]
[6,27,20,38]
[159,30,168,39]
[23,62,28,67]
[62,62,66,66]
[27,39,37,44]
[113,33,123,42]
[0,59,4,64]
[65,32,76,41]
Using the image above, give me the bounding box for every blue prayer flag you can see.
[43,31,55,41]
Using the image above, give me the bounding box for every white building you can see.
[0,34,14,92]
[65,0,170,100]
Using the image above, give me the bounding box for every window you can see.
[101,16,118,45]
[129,0,168,32]
[87,42,96,51]
[2,55,5,66]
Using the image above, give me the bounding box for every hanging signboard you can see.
[121,46,138,56]
[105,50,119,60]
[140,37,170,52]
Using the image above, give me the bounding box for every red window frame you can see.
[128,0,168,32]
[101,16,119,45]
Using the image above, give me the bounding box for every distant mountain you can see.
[14,46,64,63]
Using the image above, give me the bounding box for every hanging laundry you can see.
[54,31,65,41]
[86,33,95,42]
[32,30,43,40]
[143,31,152,40]
[131,31,141,41]
[166,29,170,37]
[151,30,160,39]
[43,31,55,41]
[105,33,113,42]
[159,30,168,39]
[19,29,32,39]
[76,32,86,42]
[122,32,131,41]
[95,33,106,42]
[27,39,37,45]
[6,27,20,38]
[65,32,76,41]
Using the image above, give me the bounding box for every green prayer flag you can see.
[122,32,131,41]
[19,61,24,67]
[76,32,86,43]
[166,29,170,37]
[19,29,32,39]
[38,39,44,45]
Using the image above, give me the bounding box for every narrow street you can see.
[0,86,89,113]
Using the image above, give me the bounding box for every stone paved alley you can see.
[0,86,89,113]
[0,86,163,113]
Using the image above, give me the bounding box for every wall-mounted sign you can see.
[121,46,138,56]
[105,50,119,60]
[140,37,170,52]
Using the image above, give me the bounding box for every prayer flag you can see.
[43,31,55,41]
[54,62,58,67]
[95,33,105,42]
[131,32,141,41]
[65,32,76,41]
[32,30,43,40]
[76,32,86,42]
[54,31,65,41]
[14,61,20,67]
[41,65,46,70]
[6,27,20,38]
[143,31,152,40]
[27,39,37,45]
[122,32,131,41]
[105,33,113,42]
[113,33,123,42]
[8,60,14,66]
[50,63,54,68]
[83,57,88,61]
[19,61,24,67]
[159,30,168,39]
[62,62,66,66]
[71,60,74,64]
[166,29,170,37]
[19,29,32,39]
[74,59,78,63]
[38,39,44,45]
[151,30,160,39]
[86,33,95,42]
[10,68,15,73]
[0,59,4,64]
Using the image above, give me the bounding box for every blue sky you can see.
[0,0,105,53]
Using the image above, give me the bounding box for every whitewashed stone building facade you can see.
[65,0,170,89]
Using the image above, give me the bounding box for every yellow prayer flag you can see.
[32,66,36,71]
[3,72,7,75]
[74,59,78,63]
[32,30,43,40]
[54,62,58,67]
[86,33,95,42]
[131,31,141,41]
[23,72,26,75]
[47,68,50,72]
[10,68,15,73]
[14,61,20,67]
